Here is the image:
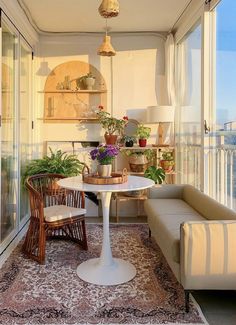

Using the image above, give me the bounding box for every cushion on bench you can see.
[145,199,205,263]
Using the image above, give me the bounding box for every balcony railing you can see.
[177,135,236,211]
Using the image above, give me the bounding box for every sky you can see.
[216,0,236,128]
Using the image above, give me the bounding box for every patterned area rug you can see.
[0,224,207,325]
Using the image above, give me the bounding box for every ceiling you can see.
[18,0,191,34]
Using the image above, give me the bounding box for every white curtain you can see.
[165,33,176,106]
[163,34,176,144]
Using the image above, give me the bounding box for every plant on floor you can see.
[144,166,165,184]
[23,148,84,184]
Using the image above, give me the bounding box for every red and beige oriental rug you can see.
[0,224,207,325]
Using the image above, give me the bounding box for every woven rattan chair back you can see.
[23,173,87,264]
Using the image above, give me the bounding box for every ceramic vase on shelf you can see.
[139,139,147,147]
[104,133,118,145]
[97,164,112,177]
[85,77,95,90]
[125,140,134,147]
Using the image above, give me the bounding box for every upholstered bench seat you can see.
[145,198,205,264]
[44,205,86,222]
[144,184,236,311]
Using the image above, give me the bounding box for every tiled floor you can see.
[193,291,236,325]
[86,216,236,325]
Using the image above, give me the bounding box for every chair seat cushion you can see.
[44,205,86,223]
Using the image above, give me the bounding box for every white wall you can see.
[36,33,167,145]
[34,32,167,216]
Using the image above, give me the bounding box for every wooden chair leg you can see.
[185,290,190,313]
[148,228,151,238]
[22,218,46,264]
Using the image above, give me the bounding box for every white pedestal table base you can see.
[77,191,136,285]
[77,258,136,285]
[57,176,154,286]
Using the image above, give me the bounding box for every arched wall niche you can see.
[43,60,107,120]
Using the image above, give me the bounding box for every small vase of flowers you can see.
[90,144,119,177]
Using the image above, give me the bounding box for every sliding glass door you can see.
[1,21,18,245]
[208,0,236,209]
[176,22,202,188]
[19,40,32,223]
[0,14,32,253]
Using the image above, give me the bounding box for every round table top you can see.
[57,175,154,193]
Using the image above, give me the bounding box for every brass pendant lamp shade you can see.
[97,35,116,56]
[99,0,119,18]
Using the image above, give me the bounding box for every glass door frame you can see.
[0,11,33,254]
[175,1,220,194]
[18,37,32,229]
[0,13,19,252]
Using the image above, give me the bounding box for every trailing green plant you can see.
[122,149,155,161]
[161,152,174,161]
[144,166,165,184]
[23,148,83,184]
[135,124,151,139]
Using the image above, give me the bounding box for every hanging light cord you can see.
[105,18,108,36]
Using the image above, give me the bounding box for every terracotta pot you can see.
[160,160,174,172]
[139,139,147,147]
[97,164,112,177]
[104,134,118,145]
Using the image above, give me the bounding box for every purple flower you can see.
[90,145,119,164]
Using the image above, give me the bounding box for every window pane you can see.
[1,23,18,242]
[176,22,202,187]
[211,0,236,209]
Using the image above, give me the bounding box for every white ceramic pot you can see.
[85,77,95,90]
[97,164,112,177]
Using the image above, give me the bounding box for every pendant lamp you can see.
[97,35,116,56]
[98,0,119,18]
[97,22,116,56]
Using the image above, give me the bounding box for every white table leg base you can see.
[77,258,136,285]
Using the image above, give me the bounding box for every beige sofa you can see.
[144,184,236,311]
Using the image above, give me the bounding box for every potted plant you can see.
[122,135,137,147]
[23,148,84,185]
[160,151,175,172]
[144,166,165,184]
[123,149,155,172]
[76,72,95,90]
[90,144,119,177]
[135,124,151,147]
[97,107,128,144]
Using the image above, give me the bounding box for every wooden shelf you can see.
[38,90,107,94]
[38,117,99,122]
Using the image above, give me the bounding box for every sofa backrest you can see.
[183,185,236,220]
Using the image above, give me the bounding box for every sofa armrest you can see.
[180,221,236,290]
[148,184,185,199]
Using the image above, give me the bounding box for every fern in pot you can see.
[23,148,83,183]
[23,148,99,205]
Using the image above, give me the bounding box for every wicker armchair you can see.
[23,173,88,264]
